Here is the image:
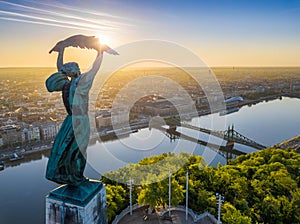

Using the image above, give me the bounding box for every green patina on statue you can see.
[45,35,118,187]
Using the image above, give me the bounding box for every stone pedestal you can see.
[46,180,107,224]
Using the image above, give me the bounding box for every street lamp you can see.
[127,179,134,215]
[168,170,171,217]
[216,192,225,224]
[186,169,189,221]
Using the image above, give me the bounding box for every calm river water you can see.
[0,97,299,224]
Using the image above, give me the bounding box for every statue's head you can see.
[60,62,81,78]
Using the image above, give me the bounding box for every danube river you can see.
[1,97,300,224]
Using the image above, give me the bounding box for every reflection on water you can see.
[1,97,300,224]
[0,150,99,224]
[4,149,51,168]
[0,155,56,224]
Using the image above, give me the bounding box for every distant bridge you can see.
[156,125,246,161]
[154,117,268,162]
[180,122,266,150]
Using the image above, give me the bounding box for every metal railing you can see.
[112,204,146,224]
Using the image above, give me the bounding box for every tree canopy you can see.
[102,148,300,224]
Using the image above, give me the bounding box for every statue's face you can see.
[61,62,81,78]
[66,71,79,78]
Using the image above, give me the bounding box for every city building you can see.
[23,125,41,142]
[0,124,23,146]
[39,122,59,140]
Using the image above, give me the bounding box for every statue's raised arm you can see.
[50,34,118,80]
[56,48,64,71]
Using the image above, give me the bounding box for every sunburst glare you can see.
[95,34,111,46]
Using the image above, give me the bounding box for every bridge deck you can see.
[168,118,266,150]
[155,126,246,158]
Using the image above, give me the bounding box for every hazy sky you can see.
[1,0,300,67]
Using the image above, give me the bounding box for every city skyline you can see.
[1,0,300,67]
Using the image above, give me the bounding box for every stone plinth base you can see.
[46,180,107,224]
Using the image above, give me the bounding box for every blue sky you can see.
[0,0,300,67]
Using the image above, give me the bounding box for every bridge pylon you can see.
[225,140,234,162]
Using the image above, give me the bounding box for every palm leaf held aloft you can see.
[49,34,119,55]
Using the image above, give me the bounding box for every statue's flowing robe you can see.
[45,71,95,186]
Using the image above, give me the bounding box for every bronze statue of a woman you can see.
[45,35,118,186]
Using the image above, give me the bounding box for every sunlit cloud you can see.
[0,1,123,28]
[0,16,99,32]
[0,0,133,33]
[29,0,130,21]
[0,10,117,30]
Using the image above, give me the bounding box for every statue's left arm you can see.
[85,51,103,77]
